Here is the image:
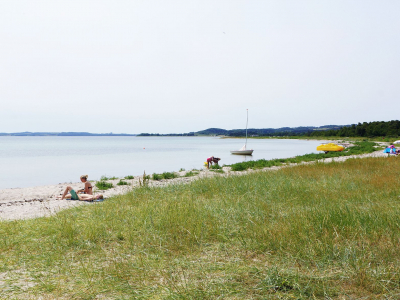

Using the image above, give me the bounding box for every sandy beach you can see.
[0,148,389,221]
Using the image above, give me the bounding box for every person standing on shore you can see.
[58,175,93,200]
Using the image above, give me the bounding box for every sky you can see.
[0,0,399,134]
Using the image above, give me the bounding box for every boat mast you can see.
[245,109,248,147]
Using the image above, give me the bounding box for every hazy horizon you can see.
[0,122,374,135]
[1,1,399,133]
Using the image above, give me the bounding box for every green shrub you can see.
[210,164,222,170]
[152,173,162,181]
[117,180,129,186]
[152,172,178,181]
[125,175,134,179]
[161,172,178,179]
[95,181,114,190]
[100,175,118,181]
[184,171,199,177]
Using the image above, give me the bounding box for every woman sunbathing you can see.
[59,175,93,200]
[77,175,92,195]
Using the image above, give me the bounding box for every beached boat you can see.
[316,143,345,152]
[230,109,254,155]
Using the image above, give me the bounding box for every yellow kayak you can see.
[317,143,345,152]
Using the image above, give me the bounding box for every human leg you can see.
[61,186,73,200]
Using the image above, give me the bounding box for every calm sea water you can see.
[0,136,322,189]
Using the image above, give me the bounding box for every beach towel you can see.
[93,198,105,202]
[66,196,106,202]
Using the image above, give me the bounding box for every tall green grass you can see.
[1,156,400,298]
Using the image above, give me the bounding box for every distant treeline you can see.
[137,125,344,137]
[194,125,344,137]
[137,121,400,138]
[138,132,195,136]
[195,121,400,137]
[309,120,400,137]
[0,132,136,136]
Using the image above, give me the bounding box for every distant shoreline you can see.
[0,132,136,136]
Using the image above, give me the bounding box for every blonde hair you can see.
[80,175,88,180]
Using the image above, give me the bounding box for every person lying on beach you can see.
[206,156,221,168]
[76,193,104,201]
[58,175,92,200]
[57,188,103,201]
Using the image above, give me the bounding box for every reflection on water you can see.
[235,154,253,162]
[0,136,322,189]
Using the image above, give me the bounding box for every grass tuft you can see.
[95,181,114,190]
[184,170,199,177]
[152,172,178,180]
[116,180,129,186]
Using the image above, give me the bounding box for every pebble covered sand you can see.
[0,146,390,221]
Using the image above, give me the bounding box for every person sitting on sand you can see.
[206,156,221,168]
[77,175,92,194]
[59,175,92,200]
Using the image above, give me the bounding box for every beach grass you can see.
[94,180,114,190]
[152,171,179,181]
[183,170,199,177]
[1,156,400,298]
[116,179,129,186]
[210,164,222,170]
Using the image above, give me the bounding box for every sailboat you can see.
[230,109,254,155]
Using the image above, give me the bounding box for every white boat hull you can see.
[230,150,254,155]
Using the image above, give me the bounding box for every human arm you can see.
[84,182,93,194]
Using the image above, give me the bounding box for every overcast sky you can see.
[0,1,398,134]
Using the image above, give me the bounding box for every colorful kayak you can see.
[317,143,345,152]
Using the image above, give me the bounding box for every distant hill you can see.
[195,128,229,135]
[0,132,136,136]
[6,121,398,138]
[195,125,346,137]
[310,120,400,137]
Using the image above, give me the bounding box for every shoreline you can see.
[0,146,389,221]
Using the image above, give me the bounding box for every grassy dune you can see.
[1,156,400,298]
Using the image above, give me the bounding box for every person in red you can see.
[206,156,221,168]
